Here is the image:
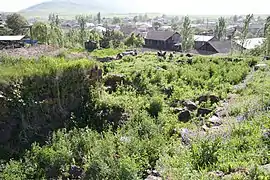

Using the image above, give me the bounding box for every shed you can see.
[144,31,181,51]
[0,35,25,49]
[193,35,216,49]
[198,40,242,55]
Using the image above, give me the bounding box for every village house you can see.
[197,40,243,55]
[144,31,181,51]
[194,35,217,50]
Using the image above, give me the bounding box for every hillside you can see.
[0,48,269,179]
[19,0,149,19]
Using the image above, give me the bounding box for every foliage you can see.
[181,16,194,52]
[215,17,226,40]
[240,14,254,54]
[124,33,145,47]
[100,30,125,48]
[1,53,269,180]
[5,13,28,35]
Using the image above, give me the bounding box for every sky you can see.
[0,0,270,15]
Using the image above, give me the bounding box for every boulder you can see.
[145,175,162,180]
[254,64,267,71]
[259,164,270,175]
[172,107,185,114]
[208,171,225,178]
[197,95,219,104]
[183,100,197,111]
[197,108,213,117]
[262,129,270,142]
[178,110,191,122]
[180,128,191,145]
[209,116,222,126]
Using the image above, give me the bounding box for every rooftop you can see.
[145,31,177,41]
[0,35,25,41]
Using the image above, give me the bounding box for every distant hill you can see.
[19,0,151,19]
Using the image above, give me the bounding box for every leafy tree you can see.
[32,22,49,44]
[240,14,253,54]
[180,16,193,52]
[215,17,226,40]
[0,27,12,35]
[233,15,238,23]
[171,23,179,31]
[48,13,60,26]
[5,13,28,35]
[264,16,270,37]
[124,33,144,47]
[133,16,138,24]
[100,30,124,48]
[76,15,88,45]
[48,25,64,47]
[97,12,101,24]
[152,22,162,31]
[264,16,270,55]
[112,17,121,24]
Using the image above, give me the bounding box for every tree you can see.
[171,23,179,31]
[180,16,193,53]
[233,15,238,23]
[112,17,121,24]
[264,16,270,37]
[264,16,270,55]
[133,16,138,24]
[124,33,144,47]
[48,13,60,26]
[32,22,49,44]
[152,22,162,31]
[76,15,88,45]
[100,30,124,48]
[5,13,28,35]
[240,14,253,54]
[215,17,226,40]
[97,12,101,24]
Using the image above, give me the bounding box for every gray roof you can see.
[145,31,177,41]
[194,35,214,42]
[208,40,232,53]
[0,35,25,41]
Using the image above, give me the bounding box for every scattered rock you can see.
[172,107,185,114]
[183,100,197,111]
[254,64,267,71]
[208,170,225,178]
[259,164,270,174]
[180,128,191,145]
[145,170,162,180]
[202,124,210,131]
[209,116,222,126]
[120,136,131,143]
[262,129,270,142]
[178,110,191,122]
[145,175,162,180]
[236,114,247,122]
[197,108,213,117]
[197,95,219,104]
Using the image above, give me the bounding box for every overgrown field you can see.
[0,52,269,180]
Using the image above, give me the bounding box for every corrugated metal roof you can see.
[235,38,265,50]
[194,35,214,42]
[0,35,25,41]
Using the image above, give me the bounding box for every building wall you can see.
[198,43,218,54]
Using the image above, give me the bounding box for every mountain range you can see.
[19,0,152,18]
